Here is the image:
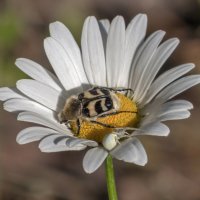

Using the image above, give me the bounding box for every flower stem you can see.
[105,155,118,200]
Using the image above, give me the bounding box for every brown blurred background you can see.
[0,0,200,199]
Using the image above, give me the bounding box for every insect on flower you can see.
[58,87,137,135]
[58,86,139,151]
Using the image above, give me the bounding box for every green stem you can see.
[105,155,118,200]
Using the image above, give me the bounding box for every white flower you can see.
[1,14,200,174]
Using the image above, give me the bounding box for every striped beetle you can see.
[58,87,134,135]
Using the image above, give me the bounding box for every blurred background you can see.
[0,0,200,199]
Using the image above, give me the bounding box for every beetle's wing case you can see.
[110,92,120,110]
[79,88,103,99]
[83,96,116,117]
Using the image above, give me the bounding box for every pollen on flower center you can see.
[70,93,138,143]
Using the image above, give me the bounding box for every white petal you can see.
[44,37,83,92]
[160,100,193,114]
[81,16,106,86]
[99,19,110,51]
[83,147,108,174]
[111,138,147,166]
[141,63,195,107]
[0,87,25,101]
[99,19,110,33]
[65,137,98,147]
[3,98,55,120]
[49,22,88,87]
[135,121,170,136]
[16,79,64,111]
[17,111,71,135]
[129,30,165,92]
[142,99,193,123]
[15,58,63,91]
[16,126,58,144]
[159,110,191,121]
[136,38,180,102]
[141,98,164,116]
[155,75,200,102]
[106,16,125,87]
[39,135,86,152]
[118,14,147,87]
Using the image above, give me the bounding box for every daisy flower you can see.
[0,14,200,176]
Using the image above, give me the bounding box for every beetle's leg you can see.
[89,120,137,130]
[59,119,67,124]
[89,86,134,94]
[76,118,81,136]
[89,120,117,128]
[97,110,137,118]
[59,120,73,130]
[112,88,134,96]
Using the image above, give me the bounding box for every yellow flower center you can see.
[70,93,138,143]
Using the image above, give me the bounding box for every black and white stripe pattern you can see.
[80,87,114,117]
